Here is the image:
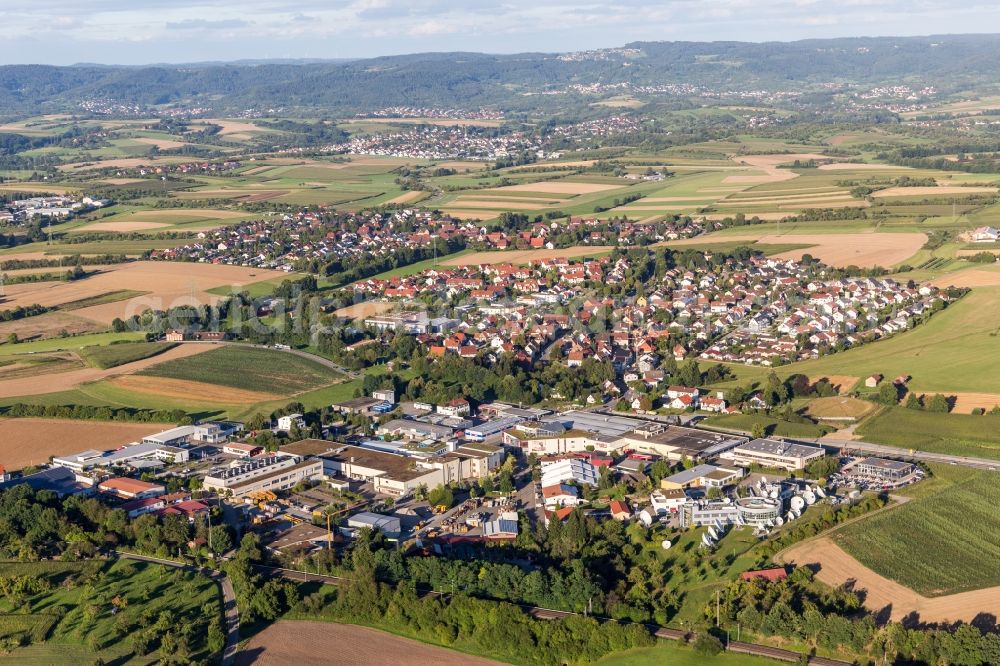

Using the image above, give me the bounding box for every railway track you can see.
[253,564,853,666]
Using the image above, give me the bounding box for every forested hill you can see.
[2,33,1000,116]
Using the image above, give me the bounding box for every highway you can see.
[252,564,852,666]
[816,437,1000,471]
[115,551,240,666]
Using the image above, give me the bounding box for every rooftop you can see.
[737,438,825,459]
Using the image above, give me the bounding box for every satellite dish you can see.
[775,516,784,526]
[803,491,817,505]
[661,539,672,550]
[790,496,805,511]
[815,487,827,498]
[769,489,779,499]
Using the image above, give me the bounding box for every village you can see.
[350,250,953,376]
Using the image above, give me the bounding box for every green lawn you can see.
[835,469,1000,595]
[138,345,343,394]
[78,341,177,369]
[0,559,222,664]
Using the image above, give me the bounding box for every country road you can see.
[115,551,240,666]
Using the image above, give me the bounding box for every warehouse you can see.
[615,424,746,462]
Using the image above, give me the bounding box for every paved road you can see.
[115,551,240,666]
[813,437,1000,472]
[698,421,1000,473]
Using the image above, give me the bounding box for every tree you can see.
[877,381,899,406]
[427,485,454,508]
[6,333,17,345]
[751,423,767,439]
[905,392,922,409]
[693,633,723,656]
[927,393,950,413]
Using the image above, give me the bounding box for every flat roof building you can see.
[851,457,916,482]
[721,438,825,471]
[615,424,746,462]
[661,464,743,490]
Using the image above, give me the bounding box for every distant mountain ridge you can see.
[2,34,999,116]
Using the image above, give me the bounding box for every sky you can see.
[1,0,999,65]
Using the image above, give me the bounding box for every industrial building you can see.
[850,457,917,483]
[660,464,743,491]
[540,458,599,487]
[721,438,826,471]
[202,454,323,498]
[615,424,746,462]
[347,512,402,538]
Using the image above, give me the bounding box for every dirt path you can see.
[236,621,504,666]
[0,342,212,398]
[778,536,1000,622]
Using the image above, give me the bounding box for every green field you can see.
[741,288,1000,396]
[138,345,342,394]
[0,332,146,355]
[857,407,1000,459]
[0,559,222,664]
[835,468,1000,595]
[594,641,776,666]
[702,412,832,439]
[78,341,176,369]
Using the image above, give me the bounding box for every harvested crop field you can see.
[872,186,998,198]
[236,621,503,666]
[82,221,170,232]
[931,267,1000,288]
[332,300,397,320]
[0,311,103,342]
[385,191,427,204]
[778,536,1000,622]
[0,261,291,324]
[724,154,830,184]
[668,232,926,268]
[817,163,913,171]
[496,181,625,194]
[446,199,550,210]
[0,417,173,470]
[443,246,614,266]
[438,209,499,219]
[808,375,858,395]
[804,396,874,420]
[934,392,1000,414]
[0,340,211,398]
[132,137,189,149]
[108,375,279,403]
